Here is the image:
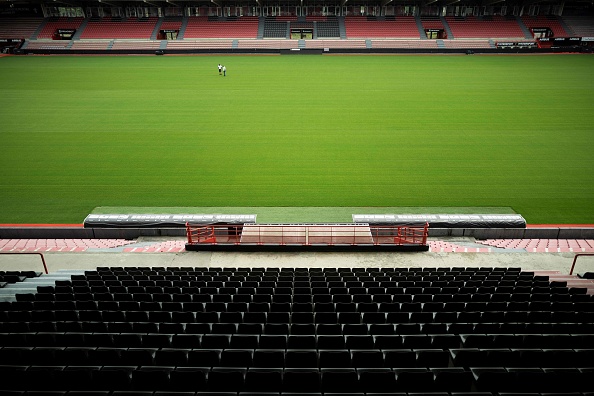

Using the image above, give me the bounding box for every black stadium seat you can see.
[1,266,593,394]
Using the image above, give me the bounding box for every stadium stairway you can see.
[177,16,188,40]
[534,270,594,295]
[559,16,576,36]
[257,16,265,39]
[71,18,88,40]
[515,16,534,39]
[30,19,46,40]
[0,270,85,302]
[151,17,164,40]
[338,16,347,39]
[440,16,454,39]
[415,16,427,39]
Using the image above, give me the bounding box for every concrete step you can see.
[26,278,72,283]
[0,271,82,301]
[0,288,35,295]
[4,283,54,289]
[53,270,87,275]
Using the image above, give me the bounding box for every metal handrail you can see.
[0,252,48,274]
[569,253,594,275]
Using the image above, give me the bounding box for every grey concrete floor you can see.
[0,242,583,274]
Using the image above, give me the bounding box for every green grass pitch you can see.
[0,54,593,224]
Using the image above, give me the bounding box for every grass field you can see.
[0,54,593,224]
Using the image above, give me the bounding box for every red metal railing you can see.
[186,223,429,247]
[0,252,49,274]
[370,223,429,246]
[569,253,594,275]
[186,223,217,244]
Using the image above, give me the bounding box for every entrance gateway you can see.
[291,28,313,39]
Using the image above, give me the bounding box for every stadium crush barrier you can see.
[0,252,49,274]
[569,253,594,275]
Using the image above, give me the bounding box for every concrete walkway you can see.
[0,237,589,274]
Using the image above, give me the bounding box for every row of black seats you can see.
[75,275,540,287]
[16,291,594,306]
[0,271,39,286]
[32,283,570,292]
[2,346,593,368]
[0,270,39,276]
[9,295,594,310]
[0,332,463,349]
[16,288,594,311]
[4,332,593,348]
[10,330,594,347]
[1,365,592,392]
[3,320,593,335]
[0,347,450,367]
[93,266,524,273]
[0,311,593,328]
[6,312,594,330]
[5,306,594,321]
[70,280,546,291]
[42,281,572,301]
[2,392,594,396]
[11,295,594,310]
[75,271,550,281]
[0,332,482,349]
[87,273,527,280]
[44,277,567,290]
[451,348,594,367]
[0,276,25,284]
[3,330,594,348]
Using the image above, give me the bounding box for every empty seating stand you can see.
[345,16,420,38]
[184,16,259,39]
[35,17,84,39]
[521,15,569,38]
[80,17,158,39]
[263,17,288,38]
[315,16,340,38]
[562,15,594,37]
[159,17,183,32]
[1,266,593,394]
[0,17,43,40]
[445,15,525,39]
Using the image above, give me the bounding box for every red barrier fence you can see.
[186,223,429,248]
[186,225,217,244]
